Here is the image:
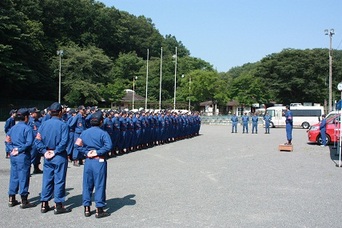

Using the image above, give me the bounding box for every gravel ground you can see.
[0,122,341,228]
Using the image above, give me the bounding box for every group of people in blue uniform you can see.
[4,102,201,218]
[230,111,272,134]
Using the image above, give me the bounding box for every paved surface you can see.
[1,122,342,228]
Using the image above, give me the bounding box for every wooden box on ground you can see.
[278,144,293,152]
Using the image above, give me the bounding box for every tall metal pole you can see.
[145,49,149,110]
[173,47,178,110]
[132,77,135,110]
[325,29,334,113]
[159,47,163,110]
[188,75,191,111]
[57,50,63,104]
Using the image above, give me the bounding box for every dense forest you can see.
[1,0,342,112]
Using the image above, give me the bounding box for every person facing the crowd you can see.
[5,108,35,209]
[230,113,238,133]
[284,105,293,145]
[320,114,327,147]
[75,111,112,218]
[263,111,272,134]
[251,112,258,134]
[241,112,249,134]
[35,102,71,214]
[4,109,17,158]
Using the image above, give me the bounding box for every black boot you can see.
[95,207,110,218]
[54,202,71,215]
[20,195,36,209]
[33,164,43,174]
[41,201,52,213]
[84,206,91,217]
[8,195,19,207]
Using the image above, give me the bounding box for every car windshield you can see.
[327,114,340,124]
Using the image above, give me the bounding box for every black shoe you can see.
[20,202,36,209]
[84,206,91,217]
[8,195,19,207]
[41,202,52,213]
[33,169,43,174]
[95,207,110,218]
[54,203,71,214]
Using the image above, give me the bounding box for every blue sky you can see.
[99,0,342,72]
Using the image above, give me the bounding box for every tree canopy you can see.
[1,0,341,112]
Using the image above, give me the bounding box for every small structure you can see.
[112,89,145,110]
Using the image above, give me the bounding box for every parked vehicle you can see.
[307,113,340,145]
[266,105,324,129]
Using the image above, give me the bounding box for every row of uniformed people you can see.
[5,103,113,217]
[4,102,201,218]
[100,109,201,156]
[230,112,272,134]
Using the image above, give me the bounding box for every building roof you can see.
[121,90,145,102]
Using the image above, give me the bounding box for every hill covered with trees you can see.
[1,0,342,111]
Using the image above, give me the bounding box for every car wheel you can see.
[317,134,331,145]
[302,122,310,129]
[270,121,275,128]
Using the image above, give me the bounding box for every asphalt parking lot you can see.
[1,122,342,228]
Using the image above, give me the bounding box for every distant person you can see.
[231,114,238,133]
[241,112,249,134]
[284,105,293,145]
[263,111,272,134]
[320,114,327,147]
[251,113,258,134]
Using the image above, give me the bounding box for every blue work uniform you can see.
[69,113,86,160]
[231,115,238,133]
[35,116,69,203]
[320,117,327,146]
[6,121,34,197]
[251,115,258,134]
[4,116,16,156]
[285,110,293,143]
[76,126,112,208]
[241,115,249,133]
[28,116,42,166]
[263,114,272,134]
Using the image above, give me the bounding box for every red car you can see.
[307,114,340,145]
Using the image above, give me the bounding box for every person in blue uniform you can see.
[28,107,43,174]
[35,102,71,214]
[319,114,327,147]
[69,105,86,166]
[4,109,17,158]
[5,108,35,209]
[241,112,249,134]
[75,111,112,218]
[251,113,258,134]
[263,111,272,134]
[284,105,293,145]
[230,113,238,133]
[66,109,77,161]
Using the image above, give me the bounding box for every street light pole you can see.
[132,76,137,110]
[145,49,149,110]
[173,47,178,110]
[189,75,191,111]
[325,29,334,112]
[159,47,163,110]
[57,50,64,104]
